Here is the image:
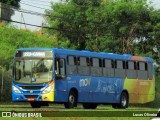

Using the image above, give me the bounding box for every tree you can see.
[0,0,20,21]
[46,0,102,50]
[46,0,160,62]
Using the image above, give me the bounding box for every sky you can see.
[11,0,160,31]
[11,0,59,31]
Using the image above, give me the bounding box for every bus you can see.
[12,48,155,109]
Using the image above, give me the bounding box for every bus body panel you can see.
[54,80,68,102]
[12,48,155,106]
[60,75,125,103]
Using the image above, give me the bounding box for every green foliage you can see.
[0,26,58,66]
[46,0,160,61]
[0,0,20,7]
[0,0,21,22]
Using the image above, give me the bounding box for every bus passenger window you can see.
[103,59,114,77]
[67,56,77,74]
[91,58,102,76]
[126,61,137,79]
[68,56,76,65]
[80,57,87,66]
[145,63,148,71]
[115,60,125,78]
[137,62,148,80]
[148,62,153,80]
[117,60,123,69]
[139,62,145,70]
[77,57,90,75]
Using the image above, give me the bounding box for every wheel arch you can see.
[121,89,129,99]
[70,87,79,102]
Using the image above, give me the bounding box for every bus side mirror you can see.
[6,62,9,71]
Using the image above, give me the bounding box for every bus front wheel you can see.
[30,102,41,108]
[64,91,77,109]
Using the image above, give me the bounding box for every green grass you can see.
[0,104,159,120]
[0,117,153,120]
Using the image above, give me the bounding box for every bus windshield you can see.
[14,58,53,84]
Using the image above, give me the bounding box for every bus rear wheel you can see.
[112,92,129,109]
[64,91,77,109]
[118,92,129,109]
[83,103,97,109]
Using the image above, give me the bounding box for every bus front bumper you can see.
[12,91,54,102]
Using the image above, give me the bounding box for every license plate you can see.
[27,98,34,101]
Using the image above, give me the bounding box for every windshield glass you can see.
[14,59,53,84]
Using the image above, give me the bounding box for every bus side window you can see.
[77,57,90,75]
[103,59,114,77]
[55,58,66,80]
[126,61,137,79]
[137,62,148,80]
[90,58,102,76]
[67,56,76,65]
[148,62,153,80]
[115,60,125,78]
[67,56,77,74]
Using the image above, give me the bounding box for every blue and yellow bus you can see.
[12,48,155,109]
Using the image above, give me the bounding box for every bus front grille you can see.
[20,86,44,90]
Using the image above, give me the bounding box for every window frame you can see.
[55,58,66,80]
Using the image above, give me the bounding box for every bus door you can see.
[54,55,68,102]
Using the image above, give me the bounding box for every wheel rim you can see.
[69,95,75,104]
[121,96,127,107]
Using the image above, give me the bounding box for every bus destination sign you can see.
[23,52,45,57]
[15,50,53,58]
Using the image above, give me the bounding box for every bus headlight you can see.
[42,86,53,94]
[12,86,21,93]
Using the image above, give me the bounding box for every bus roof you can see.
[17,48,153,62]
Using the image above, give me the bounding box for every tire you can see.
[118,92,129,109]
[30,102,41,108]
[64,91,77,109]
[112,103,118,109]
[83,103,97,109]
[41,102,49,106]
